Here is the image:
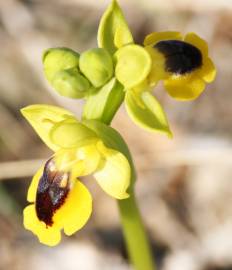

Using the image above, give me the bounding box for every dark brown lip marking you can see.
[36,158,70,227]
[154,40,202,75]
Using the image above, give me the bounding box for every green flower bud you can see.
[79,48,113,88]
[43,47,80,82]
[52,68,90,99]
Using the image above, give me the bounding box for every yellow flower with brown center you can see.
[144,31,216,100]
[21,104,131,246]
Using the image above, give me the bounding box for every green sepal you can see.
[125,91,172,137]
[43,47,80,82]
[82,78,124,125]
[50,118,98,149]
[79,48,113,88]
[52,68,90,99]
[21,104,76,151]
[98,0,133,54]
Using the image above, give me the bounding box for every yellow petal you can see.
[164,73,205,100]
[184,32,208,58]
[143,31,182,46]
[54,180,92,236]
[114,44,152,89]
[27,166,44,203]
[200,57,217,83]
[94,142,130,200]
[50,119,97,149]
[23,205,61,246]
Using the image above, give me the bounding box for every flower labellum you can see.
[35,158,70,227]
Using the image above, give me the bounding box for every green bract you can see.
[83,78,124,124]
[98,0,134,54]
[79,48,113,88]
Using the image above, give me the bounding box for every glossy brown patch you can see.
[154,40,203,75]
[35,158,70,226]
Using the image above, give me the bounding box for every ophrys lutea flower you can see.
[112,32,216,134]
[21,105,131,246]
[144,31,216,100]
[91,1,215,137]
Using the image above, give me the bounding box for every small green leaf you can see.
[79,48,113,88]
[50,119,98,149]
[21,105,75,151]
[98,0,133,54]
[115,44,152,89]
[125,91,172,137]
[82,78,124,125]
[52,68,90,99]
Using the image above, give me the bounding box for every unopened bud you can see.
[79,48,113,88]
[43,47,80,82]
[52,68,90,99]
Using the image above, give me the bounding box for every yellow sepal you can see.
[21,104,75,151]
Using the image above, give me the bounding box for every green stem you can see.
[83,82,156,270]
[118,190,156,270]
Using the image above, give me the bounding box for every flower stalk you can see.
[21,1,216,269]
[118,193,155,270]
[87,78,156,270]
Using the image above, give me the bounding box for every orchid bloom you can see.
[22,105,131,246]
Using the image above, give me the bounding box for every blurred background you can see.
[0,0,232,269]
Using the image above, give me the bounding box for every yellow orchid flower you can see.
[95,0,216,133]
[21,104,131,246]
[81,0,172,137]
[144,31,216,100]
